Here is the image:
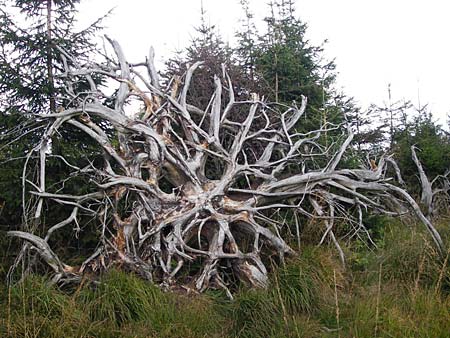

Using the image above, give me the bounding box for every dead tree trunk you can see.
[8,39,444,294]
[411,145,450,218]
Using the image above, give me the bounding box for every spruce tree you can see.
[236,0,352,141]
[0,0,105,229]
[0,0,104,114]
[235,0,258,82]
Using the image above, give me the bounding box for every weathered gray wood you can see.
[411,145,433,217]
[8,40,444,294]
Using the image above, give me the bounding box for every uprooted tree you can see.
[8,39,444,295]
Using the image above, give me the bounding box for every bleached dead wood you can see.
[8,39,444,294]
[411,145,450,218]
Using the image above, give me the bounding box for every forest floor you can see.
[1,216,449,338]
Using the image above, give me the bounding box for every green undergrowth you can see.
[0,271,227,338]
[1,217,449,337]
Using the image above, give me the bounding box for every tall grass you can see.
[1,217,449,337]
[0,271,226,338]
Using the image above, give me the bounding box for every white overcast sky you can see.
[78,0,450,126]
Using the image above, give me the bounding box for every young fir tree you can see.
[0,0,105,114]
[235,0,258,82]
[257,2,334,104]
[237,0,369,173]
[235,0,355,146]
[367,84,413,149]
[0,0,105,229]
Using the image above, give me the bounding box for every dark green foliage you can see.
[236,0,349,133]
[235,0,258,82]
[256,1,332,103]
[392,110,450,192]
[233,0,363,175]
[0,0,106,262]
[0,0,104,113]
